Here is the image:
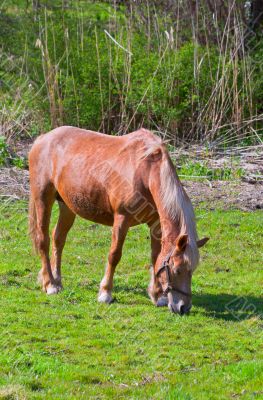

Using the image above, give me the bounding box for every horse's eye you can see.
[172,266,181,275]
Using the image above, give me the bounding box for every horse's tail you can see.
[28,192,39,254]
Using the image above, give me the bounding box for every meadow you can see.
[0,201,262,399]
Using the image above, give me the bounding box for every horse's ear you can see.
[174,234,188,254]
[197,237,209,248]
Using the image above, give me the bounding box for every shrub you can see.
[0,136,9,166]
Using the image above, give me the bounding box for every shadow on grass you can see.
[193,293,263,321]
[112,284,262,321]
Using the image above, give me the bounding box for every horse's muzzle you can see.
[168,299,192,315]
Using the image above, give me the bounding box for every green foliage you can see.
[0,202,262,398]
[0,136,27,168]
[11,156,27,169]
[177,160,244,181]
[0,1,262,142]
[0,136,9,166]
[249,38,263,116]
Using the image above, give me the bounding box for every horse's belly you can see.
[70,195,114,225]
[57,182,114,226]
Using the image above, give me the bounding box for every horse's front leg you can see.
[148,224,166,306]
[98,214,129,304]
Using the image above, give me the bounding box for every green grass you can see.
[0,201,262,399]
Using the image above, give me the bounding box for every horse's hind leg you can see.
[98,214,129,304]
[51,201,76,289]
[33,187,58,294]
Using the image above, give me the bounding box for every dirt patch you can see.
[0,167,29,200]
[0,167,262,211]
[183,179,263,211]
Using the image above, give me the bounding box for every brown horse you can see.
[28,126,208,314]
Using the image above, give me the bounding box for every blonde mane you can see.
[142,140,200,271]
[160,151,199,270]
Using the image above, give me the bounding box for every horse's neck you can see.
[147,147,196,253]
[160,216,181,253]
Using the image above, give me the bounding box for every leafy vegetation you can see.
[177,160,244,180]
[0,137,9,166]
[0,201,262,399]
[0,136,27,168]
[0,1,263,145]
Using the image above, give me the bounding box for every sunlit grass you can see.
[0,201,262,399]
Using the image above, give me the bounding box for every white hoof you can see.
[46,285,60,295]
[157,296,168,307]
[98,291,113,304]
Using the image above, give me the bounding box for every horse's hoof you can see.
[98,292,113,304]
[157,296,168,307]
[46,285,60,295]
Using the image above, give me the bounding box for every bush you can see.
[0,136,9,166]
[0,1,262,144]
[0,136,27,168]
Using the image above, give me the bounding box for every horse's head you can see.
[155,234,209,314]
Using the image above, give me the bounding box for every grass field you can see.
[0,201,262,399]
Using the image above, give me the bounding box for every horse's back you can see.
[29,126,162,168]
[30,126,117,153]
[31,125,160,147]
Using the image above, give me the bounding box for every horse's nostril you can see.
[179,304,186,315]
